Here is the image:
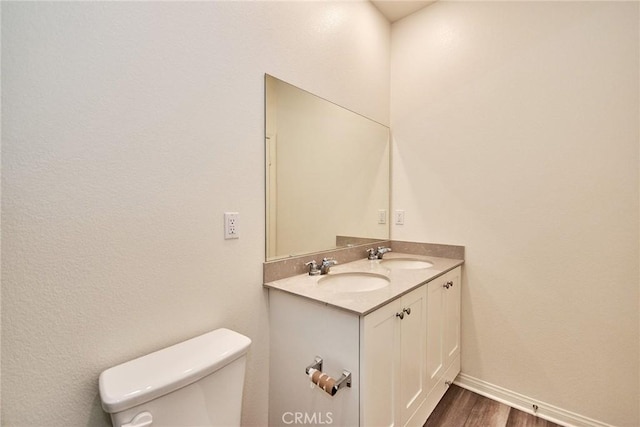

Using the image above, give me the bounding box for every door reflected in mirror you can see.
[265,75,390,261]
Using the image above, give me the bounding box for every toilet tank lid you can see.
[98,328,251,413]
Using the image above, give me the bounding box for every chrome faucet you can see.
[367,246,392,260]
[320,257,338,275]
[305,260,321,276]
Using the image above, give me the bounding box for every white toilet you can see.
[99,328,251,427]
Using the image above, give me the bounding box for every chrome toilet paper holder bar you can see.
[331,370,352,396]
[305,356,323,375]
[305,356,352,396]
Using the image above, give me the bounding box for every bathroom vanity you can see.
[265,252,463,427]
[264,74,463,427]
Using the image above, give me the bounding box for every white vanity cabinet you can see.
[268,266,462,427]
[424,267,461,419]
[361,266,461,427]
[361,285,427,427]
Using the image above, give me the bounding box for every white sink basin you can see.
[380,258,433,270]
[318,272,390,293]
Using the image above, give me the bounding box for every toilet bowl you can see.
[99,328,251,427]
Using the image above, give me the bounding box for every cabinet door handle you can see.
[447,281,454,288]
[396,312,404,320]
[443,283,450,289]
[403,307,411,316]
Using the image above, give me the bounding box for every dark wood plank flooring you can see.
[424,385,562,427]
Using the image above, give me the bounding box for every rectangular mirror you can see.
[265,75,390,261]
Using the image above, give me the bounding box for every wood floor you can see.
[424,385,562,427]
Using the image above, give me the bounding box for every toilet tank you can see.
[99,328,251,427]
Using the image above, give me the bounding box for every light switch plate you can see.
[378,209,387,224]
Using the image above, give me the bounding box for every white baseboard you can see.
[454,373,614,427]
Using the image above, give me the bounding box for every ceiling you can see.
[370,0,436,23]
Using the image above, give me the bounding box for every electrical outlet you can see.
[224,212,239,239]
[395,210,405,225]
[378,209,387,224]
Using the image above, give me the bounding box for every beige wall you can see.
[1,2,390,426]
[391,2,639,426]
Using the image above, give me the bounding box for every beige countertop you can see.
[264,252,464,316]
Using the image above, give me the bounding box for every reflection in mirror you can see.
[265,75,390,261]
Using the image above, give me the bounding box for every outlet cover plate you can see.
[224,212,239,239]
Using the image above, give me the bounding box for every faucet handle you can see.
[376,247,392,259]
[320,258,338,274]
[322,257,337,265]
[305,260,321,276]
[366,248,378,260]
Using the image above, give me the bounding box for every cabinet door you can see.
[362,299,402,427]
[443,267,461,368]
[426,276,445,395]
[399,286,427,426]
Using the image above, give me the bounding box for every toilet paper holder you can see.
[305,356,352,396]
